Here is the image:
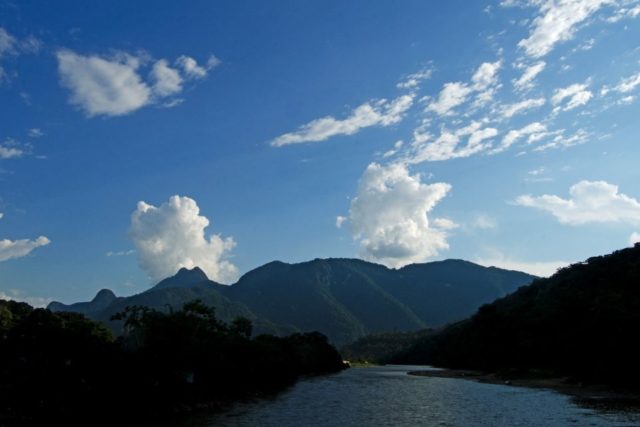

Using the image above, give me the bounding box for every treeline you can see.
[340,329,433,364]
[0,299,346,425]
[391,244,640,388]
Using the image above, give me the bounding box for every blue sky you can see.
[1,0,640,305]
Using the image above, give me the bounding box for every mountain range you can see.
[48,258,535,345]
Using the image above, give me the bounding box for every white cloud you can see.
[500,97,546,118]
[129,195,238,283]
[433,217,459,229]
[56,50,218,117]
[0,236,50,262]
[0,289,52,308]
[427,82,473,116]
[0,27,41,82]
[57,50,152,117]
[551,83,593,111]
[335,215,347,228]
[397,67,433,90]
[517,0,610,58]
[347,162,451,268]
[629,232,640,245]
[271,95,414,146]
[475,255,569,277]
[491,122,547,154]
[28,128,43,138]
[177,55,220,79]
[470,213,498,230]
[614,72,640,93]
[472,60,502,90]
[427,61,502,115]
[150,59,183,97]
[533,128,588,151]
[408,122,498,162]
[106,249,135,257]
[515,180,640,226]
[513,61,546,91]
[0,138,30,159]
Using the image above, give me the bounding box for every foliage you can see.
[340,329,433,364]
[391,244,640,387]
[0,299,345,425]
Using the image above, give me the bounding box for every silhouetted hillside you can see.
[392,244,640,387]
[49,258,535,345]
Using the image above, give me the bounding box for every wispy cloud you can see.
[0,236,50,262]
[516,0,610,58]
[270,95,414,147]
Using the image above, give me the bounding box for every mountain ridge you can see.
[49,257,536,345]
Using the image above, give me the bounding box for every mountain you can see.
[391,244,640,387]
[49,258,535,345]
[48,288,118,316]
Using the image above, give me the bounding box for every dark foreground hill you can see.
[49,258,535,345]
[391,244,640,388]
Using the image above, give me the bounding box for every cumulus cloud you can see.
[630,232,640,246]
[57,50,152,117]
[515,180,640,226]
[513,61,546,91]
[517,0,610,58]
[56,50,218,117]
[335,215,347,228]
[129,195,238,283]
[551,83,593,112]
[500,97,546,118]
[409,122,498,162]
[0,236,50,262]
[271,95,414,146]
[347,162,452,267]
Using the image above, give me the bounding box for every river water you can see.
[189,365,640,426]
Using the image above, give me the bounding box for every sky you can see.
[1,0,640,306]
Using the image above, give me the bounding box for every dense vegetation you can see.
[0,299,345,425]
[340,329,433,364]
[392,244,640,387]
[50,258,535,346]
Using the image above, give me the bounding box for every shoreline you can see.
[407,368,640,407]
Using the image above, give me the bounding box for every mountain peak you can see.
[151,266,210,291]
[92,289,116,304]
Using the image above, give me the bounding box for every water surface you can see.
[192,365,640,426]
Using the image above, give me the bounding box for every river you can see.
[186,365,640,426]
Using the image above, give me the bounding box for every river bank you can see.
[407,368,640,410]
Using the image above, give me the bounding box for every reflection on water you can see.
[189,365,640,426]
